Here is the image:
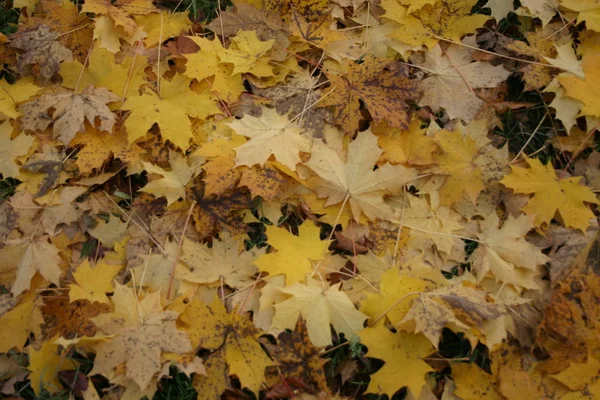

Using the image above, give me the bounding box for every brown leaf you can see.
[319,56,419,134]
[9,25,73,85]
[191,186,253,238]
[42,297,110,339]
[260,318,329,394]
[537,231,600,362]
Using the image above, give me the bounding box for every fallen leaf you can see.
[501,157,599,231]
[319,56,419,134]
[272,278,368,347]
[20,86,119,145]
[306,128,417,221]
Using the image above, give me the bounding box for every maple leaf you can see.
[207,2,290,60]
[20,0,93,61]
[195,135,246,196]
[401,194,466,256]
[452,362,503,400]
[360,268,437,325]
[141,150,201,206]
[68,259,122,305]
[558,55,600,118]
[81,0,154,36]
[418,43,511,122]
[229,107,310,171]
[20,86,119,145]
[28,339,78,395]
[124,74,220,149]
[375,119,439,166]
[469,213,549,289]
[0,286,43,352]
[9,25,73,84]
[59,46,148,98]
[385,0,490,48]
[254,222,329,285]
[306,128,417,221]
[289,11,360,61]
[239,163,288,201]
[0,121,34,178]
[191,187,253,238]
[70,127,143,175]
[561,0,600,31]
[0,237,62,296]
[0,77,40,119]
[42,297,109,338]
[182,36,245,103]
[432,120,509,206]
[129,239,180,292]
[501,157,599,231]
[319,56,419,134]
[252,70,329,135]
[134,12,191,47]
[398,283,507,348]
[219,30,275,77]
[358,324,434,397]
[178,231,263,288]
[272,278,368,346]
[260,318,329,392]
[178,297,275,393]
[504,29,557,91]
[91,285,192,390]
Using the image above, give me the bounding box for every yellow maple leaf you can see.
[432,121,508,206]
[254,222,330,285]
[551,350,600,391]
[28,339,78,395]
[68,259,123,305]
[183,36,245,103]
[558,55,600,118]
[358,324,434,397]
[272,278,368,347]
[0,285,43,352]
[360,268,437,325]
[501,157,599,231]
[561,0,600,32]
[229,107,310,171]
[124,74,220,149]
[59,46,148,99]
[219,30,275,77]
[385,0,490,48]
[375,119,439,166]
[306,129,417,221]
[81,0,154,36]
[178,297,275,393]
[452,362,503,400]
[0,77,40,120]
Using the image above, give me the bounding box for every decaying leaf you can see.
[9,25,73,84]
[319,56,419,134]
[20,86,119,144]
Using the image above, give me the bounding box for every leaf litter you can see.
[0,0,599,398]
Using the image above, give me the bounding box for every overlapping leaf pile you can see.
[0,0,599,398]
